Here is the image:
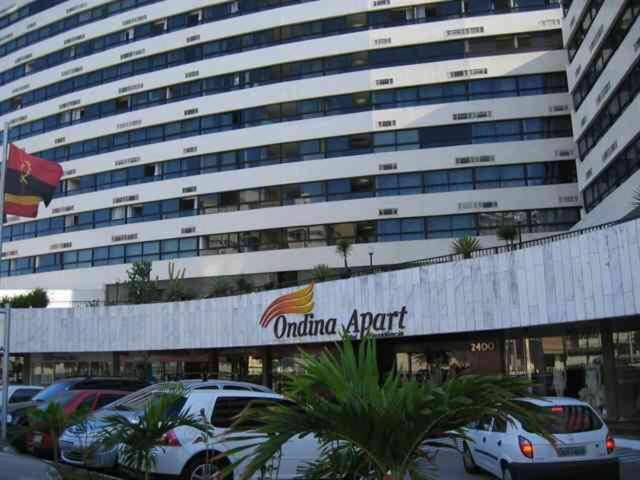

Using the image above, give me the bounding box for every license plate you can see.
[557,446,587,457]
[32,434,43,445]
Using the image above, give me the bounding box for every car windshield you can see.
[519,403,603,434]
[32,382,70,402]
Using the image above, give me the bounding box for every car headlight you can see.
[46,466,62,480]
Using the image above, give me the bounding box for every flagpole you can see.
[0,122,8,267]
[1,122,11,442]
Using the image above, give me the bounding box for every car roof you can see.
[517,396,592,407]
[178,379,272,392]
[106,379,272,408]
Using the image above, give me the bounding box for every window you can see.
[493,416,507,433]
[476,417,493,431]
[211,397,256,428]
[9,388,41,403]
[572,1,640,110]
[95,393,124,409]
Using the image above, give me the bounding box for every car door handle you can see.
[497,440,502,447]
[482,437,486,443]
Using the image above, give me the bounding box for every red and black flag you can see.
[4,144,63,218]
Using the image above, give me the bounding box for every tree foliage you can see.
[99,389,210,480]
[311,264,335,282]
[27,402,89,465]
[496,224,519,246]
[209,277,232,297]
[163,262,194,302]
[235,276,254,293]
[450,236,482,259]
[126,261,159,304]
[222,336,549,480]
[0,288,49,308]
[335,238,353,272]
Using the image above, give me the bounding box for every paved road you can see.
[425,447,640,479]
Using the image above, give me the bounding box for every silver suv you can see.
[59,379,271,469]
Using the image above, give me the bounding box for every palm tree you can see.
[221,336,549,480]
[496,224,519,247]
[210,277,232,298]
[99,391,210,480]
[27,402,90,465]
[335,238,353,274]
[311,264,335,282]
[450,236,482,259]
[235,276,254,294]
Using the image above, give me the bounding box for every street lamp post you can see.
[368,246,374,269]
[517,219,523,249]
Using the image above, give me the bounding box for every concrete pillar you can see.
[112,352,120,376]
[601,326,619,420]
[376,340,395,380]
[22,354,31,384]
[208,351,219,379]
[262,347,273,389]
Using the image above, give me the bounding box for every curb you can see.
[615,437,640,450]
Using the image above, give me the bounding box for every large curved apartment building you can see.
[0,0,580,300]
[565,0,640,227]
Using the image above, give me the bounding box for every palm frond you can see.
[450,236,481,258]
[221,335,550,480]
[99,391,211,476]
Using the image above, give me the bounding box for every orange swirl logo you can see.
[259,283,314,328]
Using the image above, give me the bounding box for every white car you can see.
[0,385,43,406]
[60,379,272,469]
[135,390,319,479]
[460,397,619,480]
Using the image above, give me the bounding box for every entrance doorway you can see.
[394,336,503,383]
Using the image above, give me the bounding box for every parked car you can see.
[460,397,619,480]
[0,385,43,406]
[59,379,272,468]
[7,377,149,427]
[0,451,62,479]
[27,389,128,458]
[120,389,319,479]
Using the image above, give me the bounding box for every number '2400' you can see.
[469,342,496,353]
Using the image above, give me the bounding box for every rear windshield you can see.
[32,382,70,402]
[521,404,603,434]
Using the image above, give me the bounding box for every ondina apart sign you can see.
[259,283,408,340]
[10,218,640,354]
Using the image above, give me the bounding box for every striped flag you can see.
[4,144,63,218]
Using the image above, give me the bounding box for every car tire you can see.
[502,464,513,480]
[182,454,231,480]
[462,443,480,474]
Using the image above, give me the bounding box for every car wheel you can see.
[182,455,230,480]
[462,443,480,474]
[502,464,513,480]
